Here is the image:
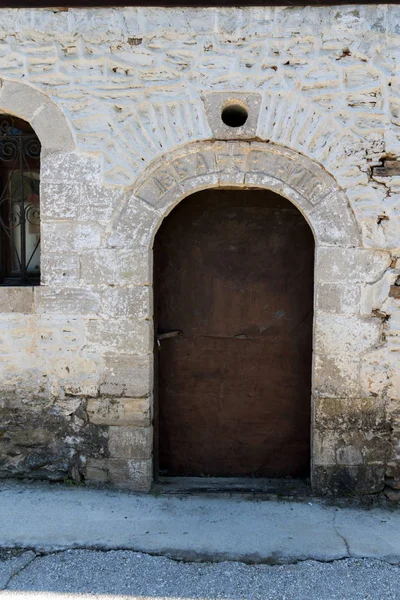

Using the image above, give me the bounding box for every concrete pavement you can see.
[0,480,399,564]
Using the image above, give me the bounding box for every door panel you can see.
[154,189,314,478]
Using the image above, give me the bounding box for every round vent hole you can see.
[221,103,248,128]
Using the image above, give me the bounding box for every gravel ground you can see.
[1,550,400,600]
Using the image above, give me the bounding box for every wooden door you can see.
[154,189,314,478]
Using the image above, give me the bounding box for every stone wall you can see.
[0,4,399,498]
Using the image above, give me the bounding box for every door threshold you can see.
[153,476,311,497]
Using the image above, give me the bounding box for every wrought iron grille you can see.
[0,115,41,285]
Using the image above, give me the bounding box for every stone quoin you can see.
[0,5,399,498]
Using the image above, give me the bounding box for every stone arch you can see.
[0,79,75,152]
[130,140,360,248]
[106,138,376,493]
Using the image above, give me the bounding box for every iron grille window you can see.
[0,115,41,286]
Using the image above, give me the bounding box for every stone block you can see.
[86,318,152,355]
[85,458,109,483]
[315,283,360,315]
[247,141,336,206]
[314,426,392,468]
[40,182,80,219]
[30,7,69,34]
[308,191,360,247]
[363,436,394,464]
[49,354,101,397]
[71,7,128,39]
[202,91,261,140]
[52,396,83,418]
[9,426,54,446]
[41,222,75,254]
[360,347,395,399]
[80,184,125,223]
[42,221,103,254]
[313,430,337,466]
[245,172,312,216]
[86,457,153,491]
[142,7,214,34]
[107,458,152,491]
[85,464,109,483]
[0,288,34,314]
[87,397,151,426]
[41,151,102,184]
[386,463,400,480]
[384,489,400,502]
[34,287,100,315]
[106,196,159,248]
[315,248,391,284]
[108,426,152,459]
[335,445,364,466]
[41,253,80,285]
[0,80,47,121]
[313,465,385,496]
[385,478,400,490]
[31,100,75,152]
[74,224,103,251]
[360,271,397,316]
[100,287,151,318]
[313,350,363,398]
[215,141,248,185]
[35,314,86,350]
[315,314,380,358]
[170,148,217,184]
[314,397,389,432]
[80,249,150,286]
[135,173,182,212]
[179,172,219,199]
[100,354,152,397]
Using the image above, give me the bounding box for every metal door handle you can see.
[156,330,182,347]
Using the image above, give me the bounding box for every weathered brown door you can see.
[154,189,314,479]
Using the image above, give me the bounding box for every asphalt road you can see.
[1,549,400,600]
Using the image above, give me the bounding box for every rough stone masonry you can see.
[0,4,399,498]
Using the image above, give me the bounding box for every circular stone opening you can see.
[221,103,248,128]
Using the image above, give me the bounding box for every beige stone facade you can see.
[0,5,399,496]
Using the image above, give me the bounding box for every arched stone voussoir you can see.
[132,140,360,247]
[0,79,75,152]
[307,189,361,248]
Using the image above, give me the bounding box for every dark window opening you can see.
[0,115,41,286]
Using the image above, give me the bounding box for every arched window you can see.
[0,115,41,285]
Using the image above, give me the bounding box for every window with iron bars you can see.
[0,115,41,286]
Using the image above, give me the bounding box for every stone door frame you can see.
[113,138,373,491]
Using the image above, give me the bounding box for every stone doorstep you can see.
[153,476,311,498]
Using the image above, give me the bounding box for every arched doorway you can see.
[154,188,314,480]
